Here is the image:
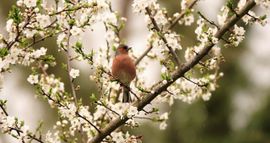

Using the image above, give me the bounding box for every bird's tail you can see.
[122,86,131,103]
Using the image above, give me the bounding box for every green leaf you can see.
[42,55,55,62]
[226,0,234,9]
[0,47,8,58]
[260,15,267,20]
[68,19,76,26]
[89,93,98,102]
[37,0,43,10]
[75,41,82,49]
[8,5,22,24]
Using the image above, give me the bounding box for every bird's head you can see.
[116,44,131,55]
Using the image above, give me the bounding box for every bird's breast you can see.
[112,55,136,84]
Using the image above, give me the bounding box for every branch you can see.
[135,45,153,66]
[89,1,256,142]
[66,27,78,107]
[0,103,8,116]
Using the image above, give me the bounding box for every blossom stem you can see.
[66,27,78,108]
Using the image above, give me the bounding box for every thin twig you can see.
[95,101,121,117]
[135,45,153,66]
[182,76,208,87]
[197,11,220,29]
[145,7,181,66]
[0,104,8,116]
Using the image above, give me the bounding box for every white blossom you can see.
[159,121,167,130]
[6,19,14,33]
[238,0,246,9]
[70,68,80,79]
[23,0,37,8]
[70,26,82,36]
[230,25,245,46]
[183,14,195,26]
[23,29,37,38]
[154,10,168,26]
[160,112,168,120]
[217,6,229,26]
[164,32,182,50]
[111,132,125,143]
[27,74,39,84]
[36,14,51,28]
[32,47,47,58]
[127,106,138,118]
[17,0,23,6]
[181,0,188,10]
[255,0,270,8]
[132,0,157,13]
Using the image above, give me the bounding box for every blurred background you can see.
[1,0,270,143]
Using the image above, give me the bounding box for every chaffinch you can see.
[112,44,136,102]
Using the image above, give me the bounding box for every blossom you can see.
[154,10,168,26]
[23,29,37,38]
[255,0,270,8]
[181,0,188,10]
[217,6,229,26]
[183,14,194,26]
[6,19,14,33]
[159,121,167,130]
[36,14,51,28]
[238,0,246,9]
[27,74,39,84]
[127,106,138,118]
[69,68,80,78]
[229,25,245,46]
[132,0,157,13]
[164,32,182,50]
[111,132,125,143]
[160,112,168,120]
[23,0,37,8]
[32,47,47,58]
[17,0,23,6]
[70,26,82,36]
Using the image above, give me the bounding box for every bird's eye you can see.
[123,46,128,50]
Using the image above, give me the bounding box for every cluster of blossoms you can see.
[0,0,269,142]
[0,107,41,143]
[0,116,29,141]
[1,46,47,72]
[255,0,270,8]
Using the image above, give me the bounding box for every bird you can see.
[112,44,136,102]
